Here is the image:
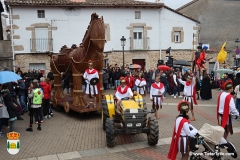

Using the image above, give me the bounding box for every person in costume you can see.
[115,77,133,110]
[83,60,99,108]
[219,73,232,91]
[168,101,198,160]
[192,45,202,74]
[217,82,239,139]
[135,73,146,96]
[124,72,134,90]
[178,74,197,121]
[150,77,165,119]
[196,46,208,79]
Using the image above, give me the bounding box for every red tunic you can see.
[168,118,190,160]
[125,76,134,88]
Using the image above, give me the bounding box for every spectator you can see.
[160,71,168,98]
[172,69,182,98]
[0,84,9,137]
[113,68,121,89]
[39,77,52,119]
[62,72,70,93]
[103,69,109,91]
[47,69,54,89]
[200,72,212,100]
[125,72,134,90]
[17,79,28,112]
[26,79,43,131]
[4,93,17,132]
[37,69,43,81]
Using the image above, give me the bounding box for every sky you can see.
[137,0,193,9]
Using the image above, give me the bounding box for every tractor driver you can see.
[115,77,133,110]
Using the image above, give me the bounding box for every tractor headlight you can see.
[127,123,133,127]
[136,123,141,127]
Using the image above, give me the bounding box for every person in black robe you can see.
[200,72,212,100]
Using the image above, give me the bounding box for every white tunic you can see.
[178,78,195,103]
[175,117,198,153]
[150,82,165,105]
[218,92,239,124]
[83,69,99,95]
[135,78,146,95]
[115,86,133,100]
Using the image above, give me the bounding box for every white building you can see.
[5,0,199,74]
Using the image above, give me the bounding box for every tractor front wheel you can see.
[147,116,159,145]
[102,100,109,130]
[105,118,115,147]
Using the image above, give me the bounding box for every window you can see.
[174,31,181,43]
[135,11,141,19]
[37,10,45,18]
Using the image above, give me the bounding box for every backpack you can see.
[32,88,43,105]
[195,51,200,61]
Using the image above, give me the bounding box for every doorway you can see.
[132,59,145,71]
[35,28,48,52]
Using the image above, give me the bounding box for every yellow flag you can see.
[217,42,227,64]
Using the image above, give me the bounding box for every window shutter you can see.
[181,31,184,42]
[171,31,174,42]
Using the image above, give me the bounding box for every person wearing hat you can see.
[219,73,232,91]
[217,82,239,139]
[135,73,146,96]
[196,46,208,79]
[124,72,134,90]
[168,101,198,160]
[115,77,133,110]
[150,77,165,119]
[177,73,197,121]
[83,60,99,108]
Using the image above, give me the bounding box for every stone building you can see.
[5,0,199,74]
[177,0,240,70]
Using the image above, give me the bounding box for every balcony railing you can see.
[30,38,53,53]
[129,37,149,50]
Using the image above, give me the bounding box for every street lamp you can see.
[120,36,126,68]
[235,38,240,48]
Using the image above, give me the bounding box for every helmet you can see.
[177,101,189,115]
[88,60,93,67]
[120,77,126,84]
[203,46,208,50]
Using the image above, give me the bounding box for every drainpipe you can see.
[159,8,163,61]
[9,5,15,72]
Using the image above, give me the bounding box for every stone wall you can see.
[0,40,13,70]
[15,53,51,74]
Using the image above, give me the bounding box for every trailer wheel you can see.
[64,102,70,113]
[147,116,159,145]
[105,118,115,147]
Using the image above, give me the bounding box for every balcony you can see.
[30,38,53,53]
[129,37,149,50]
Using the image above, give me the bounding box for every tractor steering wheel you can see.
[121,97,129,100]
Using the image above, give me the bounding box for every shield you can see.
[173,60,191,66]
[90,78,99,85]
[7,140,20,155]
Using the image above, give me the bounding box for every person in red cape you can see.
[219,73,232,91]
[178,73,197,121]
[135,73,146,96]
[83,60,99,108]
[196,46,208,80]
[115,77,133,110]
[217,82,239,139]
[150,77,165,119]
[124,72,134,90]
[168,101,198,160]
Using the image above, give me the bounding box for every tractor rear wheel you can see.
[102,100,109,131]
[147,116,159,145]
[105,118,115,147]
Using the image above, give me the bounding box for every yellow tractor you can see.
[102,93,159,147]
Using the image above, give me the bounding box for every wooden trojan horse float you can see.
[49,13,105,113]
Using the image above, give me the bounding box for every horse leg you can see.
[98,71,104,102]
[70,75,73,97]
[52,73,64,107]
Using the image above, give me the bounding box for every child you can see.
[3,93,17,132]
[196,77,200,100]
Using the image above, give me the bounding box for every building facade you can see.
[177,0,240,70]
[6,0,199,74]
